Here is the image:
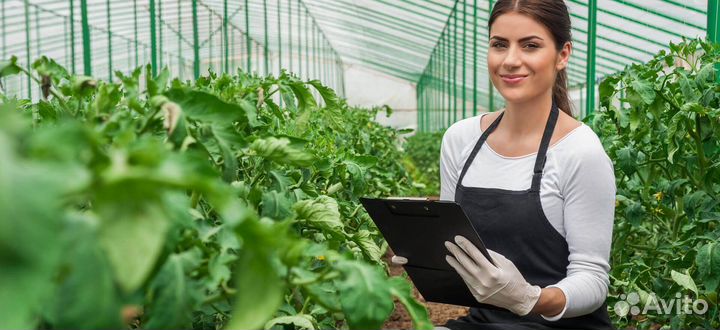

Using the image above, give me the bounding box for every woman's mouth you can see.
[500,75,528,84]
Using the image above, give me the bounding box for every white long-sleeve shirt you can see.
[440,113,615,320]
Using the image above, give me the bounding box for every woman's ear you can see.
[556,41,572,71]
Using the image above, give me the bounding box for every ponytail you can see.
[553,69,573,116]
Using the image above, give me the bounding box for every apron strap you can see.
[456,112,504,189]
[530,102,560,192]
[455,102,559,192]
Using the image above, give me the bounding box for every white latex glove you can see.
[444,235,542,316]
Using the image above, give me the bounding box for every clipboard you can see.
[360,197,498,308]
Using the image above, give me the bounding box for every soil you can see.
[382,250,469,330]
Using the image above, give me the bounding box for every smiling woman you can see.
[416,1,617,329]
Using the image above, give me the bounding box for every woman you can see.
[396,1,615,329]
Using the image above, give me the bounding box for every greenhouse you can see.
[1,0,720,329]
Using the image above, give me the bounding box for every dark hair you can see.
[489,0,573,116]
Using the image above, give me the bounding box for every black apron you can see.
[444,103,613,330]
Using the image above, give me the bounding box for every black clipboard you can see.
[360,197,497,308]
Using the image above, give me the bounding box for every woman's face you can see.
[487,12,571,104]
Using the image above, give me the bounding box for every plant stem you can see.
[692,115,708,188]
[17,66,66,105]
[299,296,311,314]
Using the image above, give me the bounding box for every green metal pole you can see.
[489,0,494,112]
[70,0,76,74]
[586,0,597,116]
[192,0,199,79]
[159,0,163,70]
[106,0,112,80]
[245,0,251,72]
[224,0,229,73]
[443,36,448,129]
[24,0,31,99]
[708,0,720,83]
[264,0,269,75]
[473,0,477,116]
[462,1,466,119]
[209,11,213,72]
[149,0,157,76]
[579,84,584,116]
[453,10,458,124]
[134,0,138,67]
[288,0,293,73]
[80,0,91,76]
[231,27,235,73]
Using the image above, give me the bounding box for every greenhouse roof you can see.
[0,0,714,104]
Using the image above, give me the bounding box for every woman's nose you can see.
[502,46,522,69]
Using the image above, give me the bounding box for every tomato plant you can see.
[0,57,432,330]
[593,37,720,329]
[402,131,444,197]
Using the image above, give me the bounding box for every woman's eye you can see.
[524,43,539,49]
[491,42,507,48]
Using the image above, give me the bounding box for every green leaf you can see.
[269,170,294,192]
[97,197,169,293]
[32,56,69,84]
[211,124,242,182]
[599,75,619,109]
[226,221,286,330]
[343,160,367,195]
[0,56,22,78]
[334,261,394,330]
[93,83,122,115]
[206,249,236,290]
[670,269,698,295]
[145,248,203,330]
[43,213,122,329]
[261,190,293,220]
[615,146,637,175]
[303,282,342,312]
[147,66,171,97]
[630,78,656,105]
[293,196,345,235]
[288,80,317,112]
[679,74,700,103]
[388,277,433,330]
[696,242,720,292]
[307,79,339,108]
[0,135,87,329]
[250,137,314,167]
[264,315,316,330]
[696,63,716,84]
[353,230,383,263]
[279,84,298,113]
[165,88,259,128]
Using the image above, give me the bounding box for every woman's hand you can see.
[444,236,541,316]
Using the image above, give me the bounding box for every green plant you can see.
[0,56,432,330]
[403,131,444,196]
[593,37,720,329]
